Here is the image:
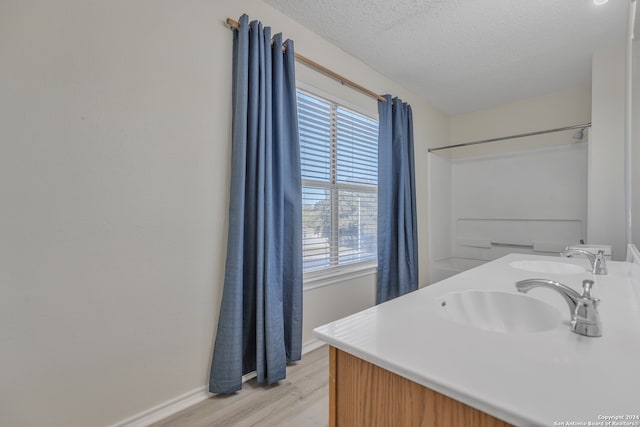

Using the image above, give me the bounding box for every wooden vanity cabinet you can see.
[329,346,513,427]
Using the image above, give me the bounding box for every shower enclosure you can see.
[427,127,589,284]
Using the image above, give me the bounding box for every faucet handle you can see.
[580,279,600,308]
[574,279,602,336]
[581,279,594,298]
[593,250,608,275]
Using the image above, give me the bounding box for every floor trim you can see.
[108,386,209,427]
[302,338,325,355]
[111,339,324,427]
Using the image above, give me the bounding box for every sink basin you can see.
[435,290,562,333]
[509,260,585,275]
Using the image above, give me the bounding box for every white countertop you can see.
[314,253,640,427]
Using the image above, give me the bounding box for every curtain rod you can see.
[428,123,592,153]
[225,18,387,103]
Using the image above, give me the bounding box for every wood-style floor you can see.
[151,345,329,427]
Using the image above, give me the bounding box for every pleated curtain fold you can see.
[209,14,302,394]
[377,95,418,304]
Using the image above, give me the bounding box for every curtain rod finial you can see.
[226,17,240,29]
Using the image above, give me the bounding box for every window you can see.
[297,90,378,277]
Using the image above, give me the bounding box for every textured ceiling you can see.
[263,0,628,114]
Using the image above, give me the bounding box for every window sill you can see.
[303,262,377,291]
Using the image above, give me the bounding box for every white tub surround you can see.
[314,253,640,426]
[427,144,589,284]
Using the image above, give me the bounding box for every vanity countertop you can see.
[314,253,640,427]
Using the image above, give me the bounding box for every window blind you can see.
[298,90,378,273]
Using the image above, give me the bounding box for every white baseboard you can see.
[301,338,325,354]
[109,385,209,427]
[110,340,326,427]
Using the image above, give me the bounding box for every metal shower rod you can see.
[428,122,592,153]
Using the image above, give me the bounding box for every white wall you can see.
[0,1,448,426]
[590,47,627,260]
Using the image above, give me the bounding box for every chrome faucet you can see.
[560,248,608,275]
[515,279,602,337]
